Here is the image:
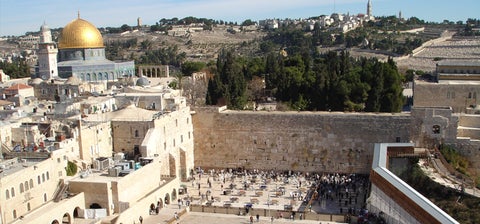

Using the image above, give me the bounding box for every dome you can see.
[136,76,150,87]
[40,22,50,32]
[29,78,44,85]
[58,18,104,49]
[65,76,82,85]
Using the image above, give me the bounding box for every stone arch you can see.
[149,203,156,214]
[98,72,103,81]
[73,207,82,218]
[172,188,177,201]
[86,73,91,82]
[92,73,97,82]
[51,220,59,224]
[164,193,170,205]
[157,198,164,209]
[62,212,71,224]
[90,203,102,209]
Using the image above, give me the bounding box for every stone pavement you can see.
[142,170,367,224]
[143,210,340,224]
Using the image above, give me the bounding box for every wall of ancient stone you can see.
[413,81,480,113]
[192,107,413,174]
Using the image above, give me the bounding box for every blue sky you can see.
[0,0,478,36]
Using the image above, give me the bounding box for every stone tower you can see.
[367,0,372,18]
[36,22,58,80]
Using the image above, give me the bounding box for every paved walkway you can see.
[141,170,367,224]
[143,210,340,224]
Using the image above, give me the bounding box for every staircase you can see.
[53,181,69,202]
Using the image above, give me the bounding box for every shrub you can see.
[66,161,78,176]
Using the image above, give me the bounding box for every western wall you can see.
[192,107,413,174]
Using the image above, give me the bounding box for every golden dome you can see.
[58,18,104,49]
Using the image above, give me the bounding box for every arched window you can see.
[24,181,29,191]
[42,174,45,182]
[38,176,41,184]
[20,183,24,193]
[46,172,50,180]
[44,193,47,202]
[30,179,34,189]
[13,210,17,219]
[27,202,31,211]
[6,189,9,199]
[134,130,139,138]
[11,187,15,197]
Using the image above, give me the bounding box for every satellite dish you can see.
[24,99,30,105]
[38,104,45,109]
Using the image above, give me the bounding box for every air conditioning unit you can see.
[93,157,111,170]
[108,167,121,177]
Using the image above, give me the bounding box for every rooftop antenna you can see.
[77,10,80,19]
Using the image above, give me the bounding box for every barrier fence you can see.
[189,204,347,222]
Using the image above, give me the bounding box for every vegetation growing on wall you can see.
[66,161,78,176]
[399,158,480,223]
[440,145,471,175]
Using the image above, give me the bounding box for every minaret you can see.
[36,22,58,80]
[367,0,372,19]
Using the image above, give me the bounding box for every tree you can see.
[120,24,131,32]
[241,19,255,26]
[205,49,247,109]
[181,61,206,76]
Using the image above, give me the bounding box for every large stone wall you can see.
[193,107,413,174]
[413,81,480,113]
